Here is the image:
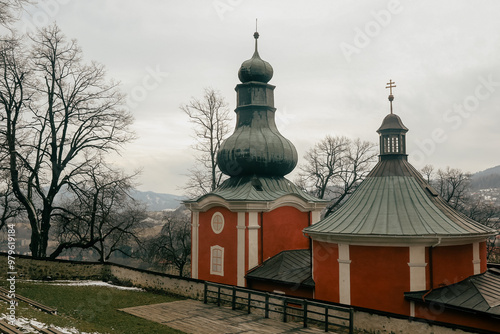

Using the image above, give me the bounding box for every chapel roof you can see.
[246,249,314,288]
[303,82,496,244]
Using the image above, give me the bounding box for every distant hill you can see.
[130,190,187,211]
[471,165,500,190]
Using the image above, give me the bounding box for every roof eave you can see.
[304,231,496,247]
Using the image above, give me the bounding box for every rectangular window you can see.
[210,246,224,276]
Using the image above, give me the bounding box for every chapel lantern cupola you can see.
[376,80,408,160]
[217,30,298,177]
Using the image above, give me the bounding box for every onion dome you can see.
[238,32,273,83]
[217,31,297,177]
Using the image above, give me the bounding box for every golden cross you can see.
[386,79,396,94]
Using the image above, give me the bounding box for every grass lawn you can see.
[1,280,186,334]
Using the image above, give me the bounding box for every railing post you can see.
[283,298,287,323]
[264,293,269,318]
[203,282,207,304]
[232,286,236,310]
[217,286,221,307]
[349,308,354,334]
[247,291,251,314]
[303,300,308,328]
[324,307,329,332]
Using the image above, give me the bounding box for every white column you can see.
[408,246,427,291]
[236,212,246,287]
[191,212,199,279]
[472,242,481,275]
[338,243,351,305]
[248,212,260,270]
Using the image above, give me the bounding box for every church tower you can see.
[185,31,327,287]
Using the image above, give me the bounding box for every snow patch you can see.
[25,280,144,291]
[0,314,100,334]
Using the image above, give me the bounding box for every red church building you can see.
[185,31,499,333]
[184,31,327,288]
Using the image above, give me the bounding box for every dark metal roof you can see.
[405,268,500,318]
[304,159,496,239]
[377,113,409,132]
[185,176,325,204]
[246,249,314,288]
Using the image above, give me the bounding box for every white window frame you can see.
[211,212,225,234]
[210,245,224,276]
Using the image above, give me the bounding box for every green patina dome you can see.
[217,31,297,177]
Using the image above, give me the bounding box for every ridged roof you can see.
[405,268,500,317]
[304,158,496,240]
[186,176,325,203]
[246,249,314,288]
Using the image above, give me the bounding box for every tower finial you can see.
[385,79,396,114]
[253,19,259,54]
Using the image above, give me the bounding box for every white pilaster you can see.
[191,212,199,279]
[338,243,351,305]
[237,212,246,287]
[408,246,427,291]
[472,242,481,275]
[310,210,322,225]
[247,212,260,270]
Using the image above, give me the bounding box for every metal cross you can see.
[386,79,396,95]
[386,80,396,114]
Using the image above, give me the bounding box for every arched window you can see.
[211,212,224,234]
[210,245,224,276]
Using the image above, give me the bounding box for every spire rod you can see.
[253,19,259,54]
[386,79,396,114]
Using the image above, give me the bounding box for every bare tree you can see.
[422,166,472,211]
[436,167,471,210]
[0,169,22,230]
[144,210,191,277]
[0,0,29,28]
[51,160,146,262]
[297,135,377,217]
[421,164,434,184]
[181,88,231,197]
[0,25,134,257]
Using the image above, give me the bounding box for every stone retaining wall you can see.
[0,254,481,333]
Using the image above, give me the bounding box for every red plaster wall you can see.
[350,245,410,315]
[312,241,339,303]
[414,303,500,333]
[248,280,314,299]
[262,207,309,261]
[197,207,238,285]
[431,244,473,287]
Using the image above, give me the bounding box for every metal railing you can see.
[204,281,353,333]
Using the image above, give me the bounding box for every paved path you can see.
[120,299,330,333]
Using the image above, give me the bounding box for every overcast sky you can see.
[9,0,500,195]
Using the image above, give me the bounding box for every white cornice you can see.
[185,194,327,213]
